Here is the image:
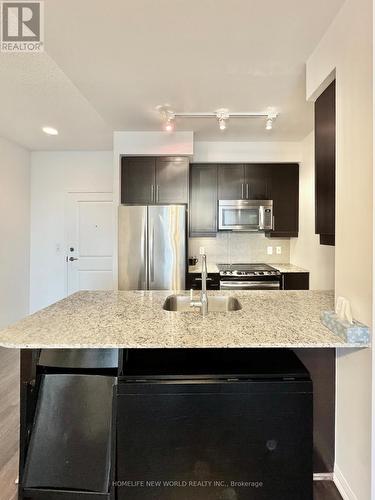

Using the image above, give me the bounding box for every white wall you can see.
[0,137,30,328]
[290,133,335,290]
[30,151,113,312]
[193,141,302,163]
[306,0,372,497]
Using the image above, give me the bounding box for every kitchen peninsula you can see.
[0,289,369,500]
[0,289,369,349]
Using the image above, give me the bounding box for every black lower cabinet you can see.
[21,374,116,500]
[116,349,313,500]
[282,273,310,290]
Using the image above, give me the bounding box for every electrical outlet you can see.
[199,246,205,255]
[267,246,273,255]
[276,246,282,255]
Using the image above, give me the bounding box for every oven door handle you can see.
[220,280,280,290]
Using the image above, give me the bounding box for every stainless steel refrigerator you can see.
[118,205,186,290]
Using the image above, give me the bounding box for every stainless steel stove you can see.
[217,263,281,290]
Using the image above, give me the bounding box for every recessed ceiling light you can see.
[42,126,58,136]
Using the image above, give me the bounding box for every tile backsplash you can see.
[189,233,290,264]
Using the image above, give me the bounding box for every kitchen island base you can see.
[18,348,317,500]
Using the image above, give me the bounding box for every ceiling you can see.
[0,0,344,150]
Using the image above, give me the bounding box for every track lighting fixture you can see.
[157,106,278,132]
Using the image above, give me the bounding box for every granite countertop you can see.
[188,263,308,274]
[0,290,368,349]
[272,264,309,273]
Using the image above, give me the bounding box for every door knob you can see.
[69,257,79,262]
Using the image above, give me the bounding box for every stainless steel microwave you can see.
[218,200,274,232]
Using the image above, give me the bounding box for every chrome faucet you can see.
[190,252,208,316]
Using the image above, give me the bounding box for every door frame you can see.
[64,192,115,296]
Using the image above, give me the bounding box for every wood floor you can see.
[314,480,342,499]
[0,348,19,500]
[0,348,342,500]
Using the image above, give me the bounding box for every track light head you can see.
[216,109,229,131]
[164,116,175,132]
[266,111,277,131]
[157,107,175,132]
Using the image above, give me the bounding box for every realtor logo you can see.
[1,1,44,52]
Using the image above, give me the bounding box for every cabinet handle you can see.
[272,215,275,231]
[156,185,160,203]
[241,183,244,199]
[151,185,154,202]
[246,183,249,199]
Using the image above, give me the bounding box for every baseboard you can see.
[334,466,358,500]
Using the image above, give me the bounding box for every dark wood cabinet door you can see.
[155,157,188,204]
[218,164,245,200]
[315,81,336,246]
[282,272,310,290]
[121,157,155,204]
[268,163,299,237]
[245,164,271,200]
[189,164,218,236]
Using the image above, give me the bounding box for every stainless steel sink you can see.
[163,295,242,313]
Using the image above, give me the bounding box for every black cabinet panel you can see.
[267,164,299,237]
[117,379,313,500]
[121,156,189,205]
[282,272,310,290]
[218,164,245,199]
[315,81,335,246]
[245,164,270,200]
[23,375,115,496]
[189,164,218,236]
[121,157,155,204]
[156,157,188,204]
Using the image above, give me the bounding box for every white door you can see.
[66,192,114,295]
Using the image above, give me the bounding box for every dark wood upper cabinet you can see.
[267,163,299,238]
[218,164,245,199]
[155,157,189,204]
[315,80,336,246]
[189,164,218,236]
[121,156,188,205]
[245,164,270,200]
[121,157,155,204]
[218,164,270,201]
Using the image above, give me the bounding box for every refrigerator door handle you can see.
[149,223,154,283]
[144,217,148,289]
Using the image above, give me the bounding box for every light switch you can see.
[276,246,282,255]
[267,246,273,255]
